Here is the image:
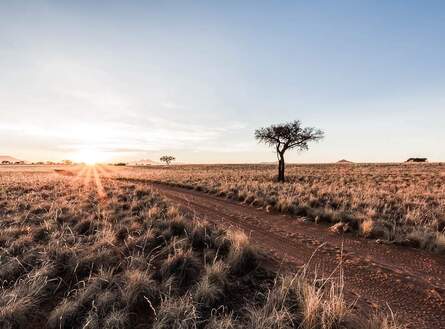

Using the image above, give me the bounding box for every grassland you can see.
[114,163,445,253]
[0,168,400,328]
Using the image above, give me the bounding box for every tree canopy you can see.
[255,120,324,155]
[160,155,176,165]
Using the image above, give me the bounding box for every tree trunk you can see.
[278,153,285,182]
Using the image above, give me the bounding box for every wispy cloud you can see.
[161,100,187,110]
[0,115,248,156]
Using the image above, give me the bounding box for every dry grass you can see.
[0,167,401,328]
[243,263,347,329]
[111,163,445,252]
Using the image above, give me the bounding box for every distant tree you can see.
[255,120,324,182]
[160,155,176,166]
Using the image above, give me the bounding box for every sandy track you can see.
[119,179,445,328]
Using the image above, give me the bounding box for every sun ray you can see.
[92,165,106,198]
[83,165,92,186]
[100,164,119,177]
[95,164,108,178]
[75,166,87,180]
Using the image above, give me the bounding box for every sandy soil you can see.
[127,180,445,329]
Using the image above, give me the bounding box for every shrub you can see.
[122,270,159,315]
[194,261,228,307]
[152,295,197,329]
[206,313,238,329]
[226,231,258,276]
[160,250,201,291]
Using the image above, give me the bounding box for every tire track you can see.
[118,179,445,328]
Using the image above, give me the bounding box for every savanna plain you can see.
[1,163,444,329]
[117,163,445,252]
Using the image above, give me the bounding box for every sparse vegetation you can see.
[113,163,445,252]
[0,168,399,328]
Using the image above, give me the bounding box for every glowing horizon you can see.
[1,1,444,163]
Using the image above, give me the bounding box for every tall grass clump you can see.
[120,163,445,253]
[0,169,403,329]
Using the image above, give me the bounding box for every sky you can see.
[1,0,444,163]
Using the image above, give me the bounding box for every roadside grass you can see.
[0,171,402,328]
[114,163,445,253]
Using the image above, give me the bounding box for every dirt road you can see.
[123,180,445,328]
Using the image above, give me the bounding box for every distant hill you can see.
[130,159,162,166]
[337,159,353,164]
[0,155,25,163]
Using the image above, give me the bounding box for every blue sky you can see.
[1,1,444,163]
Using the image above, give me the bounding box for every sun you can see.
[73,149,105,165]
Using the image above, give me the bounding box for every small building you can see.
[406,158,427,163]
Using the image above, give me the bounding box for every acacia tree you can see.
[255,120,324,182]
[160,155,176,165]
